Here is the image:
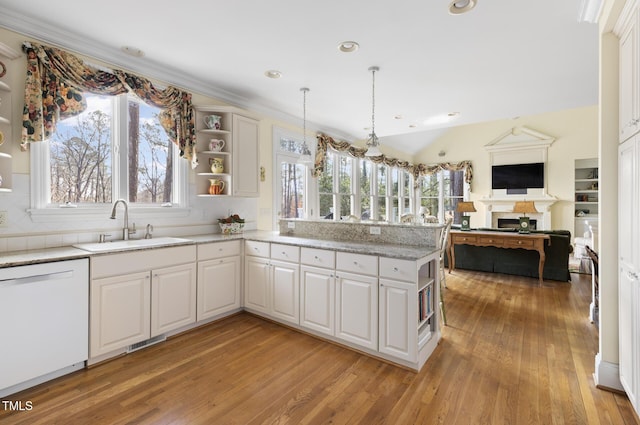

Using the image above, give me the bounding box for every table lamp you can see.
[456,201,476,231]
[512,201,538,234]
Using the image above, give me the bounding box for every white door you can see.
[335,271,378,350]
[151,263,197,336]
[300,265,334,336]
[197,256,241,321]
[270,259,300,325]
[379,278,416,362]
[244,256,270,314]
[90,271,151,357]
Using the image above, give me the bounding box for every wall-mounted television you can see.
[491,162,544,190]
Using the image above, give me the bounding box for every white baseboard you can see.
[594,352,624,392]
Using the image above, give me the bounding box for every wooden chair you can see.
[585,245,599,324]
[439,218,453,325]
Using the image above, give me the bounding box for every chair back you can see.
[585,245,599,280]
[439,218,453,255]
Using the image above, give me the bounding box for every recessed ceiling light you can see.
[264,70,283,79]
[338,41,359,53]
[449,0,477,14]
[121,46,145,57]
[423,112,461,126]
[409,124,417,128]
[394,115,403,120]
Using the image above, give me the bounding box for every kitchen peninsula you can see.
[0,220,443,397]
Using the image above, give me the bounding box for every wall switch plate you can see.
[0,211,7,227]
[369,226,381,235]
[287,221,295,229]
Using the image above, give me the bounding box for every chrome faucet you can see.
[110,199,136,240]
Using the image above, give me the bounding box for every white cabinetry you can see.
[619,136,640,412]
[379,255,438,367]
[197,240,242,321]
[620,8,640,143]
[194,106,260,197]
[0,43,19,192]
[244,241,300,325]
[89,245,197,361]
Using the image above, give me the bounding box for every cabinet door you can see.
[620,14,639,142]
[270,259,300,325]
[151,263,197,336]
[335,271,378,350]
[90,271,151,357]
[197,256,241,321]
[619,265,639,408]
[244,256,270,314]
[620,138,639,268]
[300,265,335,336]
[232,114,260,197]
[379,278,416,362]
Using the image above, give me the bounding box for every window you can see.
[418,169,466,223]
[31,92,186,213]
[273,127,314,227]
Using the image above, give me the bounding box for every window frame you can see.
[28,93,189,222]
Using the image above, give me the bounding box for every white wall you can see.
[411,106,599,234]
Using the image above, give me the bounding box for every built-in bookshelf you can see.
[418,260,436,349]
[574,158,599,248]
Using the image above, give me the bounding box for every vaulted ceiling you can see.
[0,0,598,154]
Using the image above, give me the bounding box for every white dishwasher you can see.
[0,258,89,397]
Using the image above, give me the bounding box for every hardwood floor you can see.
[1,271,638,425]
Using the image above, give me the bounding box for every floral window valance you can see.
[21,42,197,164]
[313,133,473,187]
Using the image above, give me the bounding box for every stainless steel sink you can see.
[73,237,192,253]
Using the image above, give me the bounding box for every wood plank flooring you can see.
[1,271,638,425]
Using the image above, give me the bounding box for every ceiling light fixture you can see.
[423,112,460,126]
[448,0,477,15]
[264,70,283,79]
[298,87,313,165]
[365,66,383,157]
[338,41,359,53]
[121,46,145,57]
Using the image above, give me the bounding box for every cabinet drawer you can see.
[336,252,378,276]
[92,245,196,279]
[271,243,300,262]
[379,257,417,282]
[504,238,535,248]
[245,240,270,258]
[301,247,335,268]
[478,236,503,246]
[452,234,476,244]
[198,240,241,260]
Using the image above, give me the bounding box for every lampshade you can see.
[456,201,476,213]
[512,201,538,215]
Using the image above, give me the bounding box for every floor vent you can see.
[127,335,166,353]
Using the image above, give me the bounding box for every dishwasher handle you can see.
[0,270,74,286]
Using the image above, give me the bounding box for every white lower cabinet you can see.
[335,271,378,350]
[151,263,197,336]
[379,278,415,362]
[244,241,300,325]
[300,264,335,335]
[89,245,197,360]
[197,241,242,321]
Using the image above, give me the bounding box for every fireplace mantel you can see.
[478,195,558,230]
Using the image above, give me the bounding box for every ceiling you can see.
[0,0,598,155]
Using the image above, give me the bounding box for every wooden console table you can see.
[447,230,551,286]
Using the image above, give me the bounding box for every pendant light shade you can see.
[298,87,313,165]
[365,66,383,157]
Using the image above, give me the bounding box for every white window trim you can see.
[27,99,190,223]
[415,170,470,223]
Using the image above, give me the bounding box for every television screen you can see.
[491,162,544,190]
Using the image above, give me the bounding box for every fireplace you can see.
[498,218,537,230]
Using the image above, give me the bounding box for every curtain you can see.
[21,42,197,164]
[314,133,473,187]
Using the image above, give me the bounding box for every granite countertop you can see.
[0,230,438,268]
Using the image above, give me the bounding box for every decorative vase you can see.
[209,139,225,152]
[208,179,225,195]
[203,115,222,130]
[209,158,224,173]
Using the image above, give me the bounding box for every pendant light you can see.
[298,87,313,165]
[365,66,383,157]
